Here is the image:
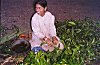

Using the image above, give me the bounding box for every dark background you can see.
[1,0,100,32]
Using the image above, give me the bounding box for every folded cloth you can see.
[32,46,45,54]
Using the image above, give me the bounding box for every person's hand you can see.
[40,36,47,42]
[41,37,53,46]
[52,36,58,45]
[46,38,53,47]
[28,32,32,40]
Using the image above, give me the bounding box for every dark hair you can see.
[33,0,47,9]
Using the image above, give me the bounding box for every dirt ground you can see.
[1,0,100,33]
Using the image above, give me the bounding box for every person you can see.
[29,0,64,53]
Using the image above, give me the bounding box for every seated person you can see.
[29,0,64,53]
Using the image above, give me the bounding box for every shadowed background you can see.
[1,0,100,32]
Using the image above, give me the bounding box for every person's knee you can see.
[59,42,64,50]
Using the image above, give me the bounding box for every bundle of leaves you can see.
[19,18,100,65]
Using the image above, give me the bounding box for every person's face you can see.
[35,4,47,16]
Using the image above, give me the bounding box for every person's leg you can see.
[29,34,42,49]
[41,44,49,51]
[53,41,64,50]
[56,36,64,50]
[42,40,64,52]
[59,42,64,50]
[42,44,54,52]
[32,46,45,54]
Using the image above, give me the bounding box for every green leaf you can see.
[68,22,76,26]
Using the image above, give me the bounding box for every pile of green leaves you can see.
[19,18,100,65]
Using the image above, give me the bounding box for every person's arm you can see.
[31,15,45,39]
[52,36,58,45]
[49,16,59,45]
[49,16,57,37]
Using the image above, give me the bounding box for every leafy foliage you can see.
[0,24,25,44]
[19,18,100,65]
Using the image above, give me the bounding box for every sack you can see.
[11,38,31,53]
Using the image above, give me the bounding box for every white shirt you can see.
[30,11,57,48]
[31,11,56,39]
